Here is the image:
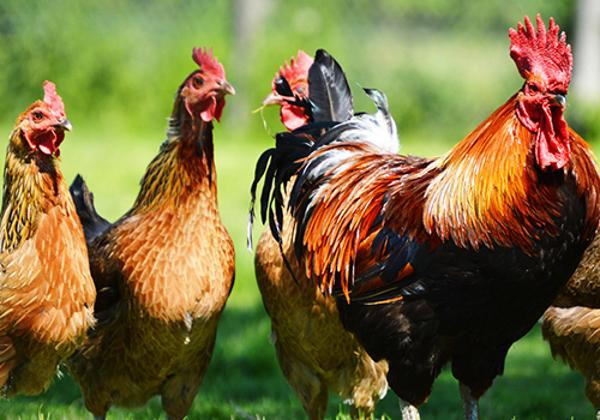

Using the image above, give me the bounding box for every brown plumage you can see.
[0,81,95,396]
[542,234,600,414]
[256,209,388,419]
[543,306,600,410]
[252,51,388,419]
[67,48,235,419]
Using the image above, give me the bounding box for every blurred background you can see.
[0,0,598,418]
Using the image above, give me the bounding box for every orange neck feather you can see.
[423,95,564,252]
[129,120,216,214]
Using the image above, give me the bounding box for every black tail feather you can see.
[248,49,354,250]
[247,127,319,250]
[70,174,111,244]
[308,49,353,123]
[247,49,355,285]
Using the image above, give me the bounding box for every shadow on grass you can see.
[1,302,304,419]
[0,309,594,419]
[376,325,594,420]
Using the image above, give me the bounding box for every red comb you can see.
[192,47,225,79]
[509,14,572,91]
[273,50,313,94]
[43,80,66,117]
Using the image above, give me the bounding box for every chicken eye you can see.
[528,83,539,93]
[32,111,44,121]
[192,76,204,88]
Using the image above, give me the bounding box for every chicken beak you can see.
[262,92,281,107]
[217,80,236,96]
[553,94,567,108]
[56,117,72,132]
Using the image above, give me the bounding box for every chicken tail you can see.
[247,48,354,251]
[69,174,111,244]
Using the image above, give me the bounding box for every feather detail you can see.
[308,49,353,123]
[274,93,600,301]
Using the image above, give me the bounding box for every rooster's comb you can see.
[509,14,572,91]
[273,50,313,93]
[192,47,225,79]
[43,81,65,117]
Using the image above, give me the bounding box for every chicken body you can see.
[70,125,234,419]
[68,49,235,419]
[256,16,600,418]
[253,50,389,418]
[0,83,95,396]
[542,235,600,416]
[543,306,600,411]
[287,100,599,411]
[72,139,234,418]
[256,212,387,418]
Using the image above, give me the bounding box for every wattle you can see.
[516,98,570,171]
[25,130,63,156]
[281,105,310,131]
[200,97,225,123]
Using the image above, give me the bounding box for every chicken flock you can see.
[0,13,599,420]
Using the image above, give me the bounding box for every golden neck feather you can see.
[0,132,65,252]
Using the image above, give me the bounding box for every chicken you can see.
[253,15,600,420]
[261,50,313,131]
[67,48,235,419]
[542,234,600,418]
[249,50,389,419]
[0,82,95,396]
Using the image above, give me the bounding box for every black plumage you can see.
[70,174,111,244]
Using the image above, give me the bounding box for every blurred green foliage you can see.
[0,0,588,143]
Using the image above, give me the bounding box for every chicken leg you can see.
[459,383,480,420]
[399,399,420,420]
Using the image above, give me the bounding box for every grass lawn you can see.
[0,124,595,419]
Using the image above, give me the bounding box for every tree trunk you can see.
[573,0,600,105]
[230,0,272,125]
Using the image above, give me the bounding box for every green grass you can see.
[0,122,595,419]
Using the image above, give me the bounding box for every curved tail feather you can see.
[69,175,111,244]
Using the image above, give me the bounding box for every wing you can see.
[288,140,436,303]
[85,229,125,327]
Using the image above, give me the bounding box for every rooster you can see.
[250,50,389,419]
[67,48,235,419]
[542,233,600,417]
[0,82,95,396]
[253,15,600,420]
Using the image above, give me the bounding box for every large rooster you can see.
[250,50,389,419]
[253,15,600,419]
[0,82,95,396]
[67,48,235,419]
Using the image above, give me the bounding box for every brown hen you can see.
[0,81,95,396]
[252,51,388,419]
[542,233,600,418]
[67,48,235,419]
